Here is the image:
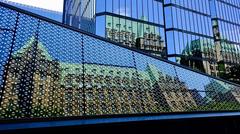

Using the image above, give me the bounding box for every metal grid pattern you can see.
[0,4,240,120]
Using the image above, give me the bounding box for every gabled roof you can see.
[13,37,53,61]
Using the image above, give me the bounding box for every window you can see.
[143,0,148,21]
[148,0,154,22]
[174,31,180,54]
[96,16,106,37]
[167,31,175,55]
[172,7,177,28]
[138,0,143,20]
[132,0,137,19]
[158,2,164,25]
[165,7,173,28]
[153,0,158,24]
[126,0,131,17]
[120,0,126,16]
[113,0,119,14]
[96,0,105,13]
[106,0,112,12]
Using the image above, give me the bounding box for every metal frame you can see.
[165,28,214,39]
[164,3,212,17]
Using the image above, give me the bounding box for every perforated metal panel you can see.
[0,3,240,120]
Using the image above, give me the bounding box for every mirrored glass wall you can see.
[1,3,240,120]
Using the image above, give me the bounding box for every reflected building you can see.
[180,39,218,76]
[63,0,166,57]
[179,38,240,77]
[210,0,240,83]
[0,38,198,117]
[165,0,240,83]
[164,0,216,74]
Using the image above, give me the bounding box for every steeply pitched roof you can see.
[13,37,53,61]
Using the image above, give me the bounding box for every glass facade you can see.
[165,0,240,83]
[210,0,240,83]
[63,0,240,84]
[64,0,167,57]
[164,0,216,76]
[95,0,167,57]
[63,0,96,33]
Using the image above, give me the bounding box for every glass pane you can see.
[84,36,135,67]
[135,52,178,112]
[96,0,105,13]
[96,16,106,37]
[106,0,112,12]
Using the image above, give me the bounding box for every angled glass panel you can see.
[96,15,106,37]
[39,22,84,117]
[83,36,137,115]
[0,6,17,30]
[204,78,240,111]
[148,0,154,22]
[134,52,177,113]
[113,0,119,14]
[39,21,83,63]
[165,7,172,28]
[12,14,39,52]
[83,35,135,68]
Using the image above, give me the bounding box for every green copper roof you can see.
[183,39,215,54]
[59,62,153,79]
[13,37,53,61]
[182,39,240,54]
[13,38,183,90]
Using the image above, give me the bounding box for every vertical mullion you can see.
[0,12,20,107]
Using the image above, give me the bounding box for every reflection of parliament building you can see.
[0,38,196,117]
[180,19,240,83]
[105,16,165,57]
[180,38,240,79]
[180,39,218,76]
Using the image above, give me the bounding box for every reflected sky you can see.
[175,66,211,91]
